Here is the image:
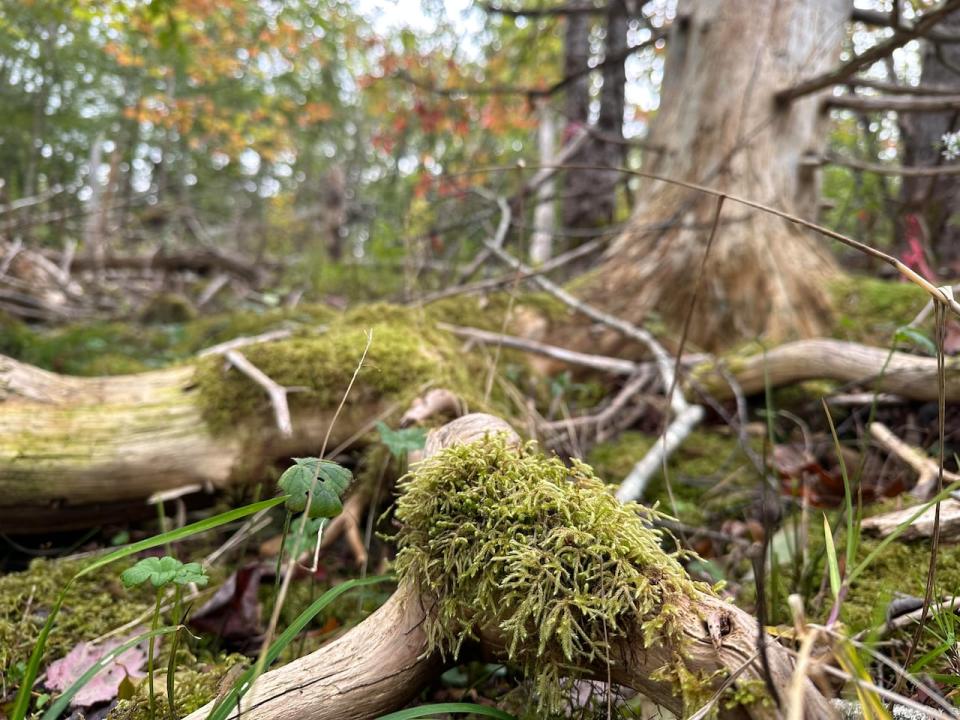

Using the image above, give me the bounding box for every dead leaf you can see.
[44,636,147,708]
[189,563,263,651]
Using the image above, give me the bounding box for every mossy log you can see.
[184,414,835,720]
[0,318,477,531]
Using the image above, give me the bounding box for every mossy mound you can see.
[394,435,705,713]
[0,559,151,681]
[588,430,762,524]
[830,275,930,345]
[2,304,335,375]
[193,304,501,433]
[842,537,960,632]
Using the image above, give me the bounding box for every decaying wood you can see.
[861,499,960,541]
[0,352,384,531]
[695,339,960,402]
[184,413,835,720]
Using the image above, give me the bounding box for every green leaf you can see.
[376,422,427,458]
[205,575,393,720]
[377,704,518,720]
[894,326,937,356]
[277,458,351,519]
[121,556,209,589]
[13,497,286,720]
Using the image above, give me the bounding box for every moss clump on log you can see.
[394,434,707,713]
[193,306,492,433]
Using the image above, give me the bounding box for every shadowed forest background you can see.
[3,1,960,719]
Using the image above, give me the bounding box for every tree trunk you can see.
[579,0,848,352]
[900,9,960,274]
[560,0,628,237]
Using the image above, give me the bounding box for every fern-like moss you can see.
[394,435,707,713]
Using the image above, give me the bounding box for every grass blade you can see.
[205,574,393,720]
[377,703,518,720]
[41,626,180,720]
[79,496,288,578]
[11,496,288,720]
[822,514,840,601]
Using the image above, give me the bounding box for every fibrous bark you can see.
[580,0,849,352]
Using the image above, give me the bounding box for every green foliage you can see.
[277,458,351,519]
[378,704,517,720]
[8,497,286,720]
[0,559,150,681]
[376,421,427,458]
[120,556,209,589]
[40,626,180,720]
[394,435,706,714]
[830,276,930,345]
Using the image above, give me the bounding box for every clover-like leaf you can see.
[375,421,426,458]
[121,556,210,589]
[277,457,352,519]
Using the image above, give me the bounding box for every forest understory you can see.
[5,1,960,719]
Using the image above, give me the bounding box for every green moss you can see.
[426,291,573,332]
[194,308,497,433]
[830,275,929,345]
[394,435,709,713]
[139,292,197,325]
[588,430,762,524]
[0,559,151,680]
[4,304,335,376]
[842,538,960,632]
[107,653,248,720]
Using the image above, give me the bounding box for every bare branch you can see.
[826,92,960,113]
[851,7,960,43]
[777,0,960,104]
[820,152,960,176]
[850,77,960,96]
[438,321,641,375]
[224,350,295,437]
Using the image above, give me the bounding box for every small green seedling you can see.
[375,421,426,459]
[273,457,351,587]
[121,557,209,720]
[278,457,351,519]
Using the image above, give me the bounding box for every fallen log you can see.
[2,330,951,530]
[0,320,468,531]
[184,414,836,719]
[694,339,959,402]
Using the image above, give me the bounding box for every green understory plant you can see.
[121,557,209,720]
[10,496,286,720]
